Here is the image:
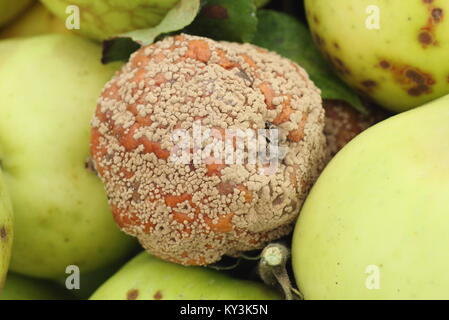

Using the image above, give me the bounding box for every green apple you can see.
[55,250,136,299]
[40,0,179,41]
[0,2,68,39]
[0,0,34,28]
[292,94,449,299]
[0,34,136,279]
[0,273,73,300]
[91,252,281,300]
[305,0,449,113]
[0,169,13,290]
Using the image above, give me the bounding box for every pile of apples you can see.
[0,0,448,300]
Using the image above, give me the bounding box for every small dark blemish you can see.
[127,289,139,300]
[153,291,163,300]
[408,85,429,96]
[379,60,391,69]
[423,0,434,4]
[330,57,351,75]
[333,42,340,49]
[418,31,433,45]
[361,80,378,88]
[313,15,320,24]
[202,4,229,20]
[313,33,325,47]
[405,69,425,84]
[432,8,444,21]
[0,226,7,242]
[334,57,344,67]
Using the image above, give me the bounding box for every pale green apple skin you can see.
[0,0,34,27]
[0,273,73,300]
[91,252,281,300]
[0,34,136,279]
[40,0,179,41]
[305,0,449,113]
[0,2,69,39]
[0,169,13,290]
[292,94,449,299]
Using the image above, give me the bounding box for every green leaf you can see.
[102,0,201,63]
[252,10,366,113]
[101,38,141,64]
[185,0,258,42]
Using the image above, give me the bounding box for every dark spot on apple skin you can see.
[419,2,444,47]
[127,289,139,300]
[334,57,344,67]
[432,8,444,21]
[379,60,391,69]
[361,80,378,88]
[408,85,430,96]
[333,42,340,50]
[153,291,163,300]
[202,4,229,20]
[423,0,434,4]
[0,226,7,242]
[405,69,425,84]
[312,32,325,47]
[379,60,435,96]
[313,15,320,24]
[330,56,351,75]
[418,31,433,45]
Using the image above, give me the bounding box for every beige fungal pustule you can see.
[91,34,327,266]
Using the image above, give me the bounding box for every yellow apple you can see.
[0,169,13,291]
[0,0,33,28]
[292,94,449,299]
[0,34,136,279]
[305,0,449,112]
[0,2,68,39]
[40,0,179,41]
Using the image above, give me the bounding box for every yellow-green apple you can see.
[0,0,33,28]
[0,34,136,279]
[91,252,281,300]
[0,169,13,291]
[40,0,179,41]
[292,94,449,299]
[0,2,68,39]
[0,273,73,300]
[305,0,449,113]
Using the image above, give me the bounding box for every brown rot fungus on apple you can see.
[323,100,387,157]
[91,34,327,266]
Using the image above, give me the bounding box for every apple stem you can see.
[258,243,302,300]
[239,252,261,260]
[207,258,241,271]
